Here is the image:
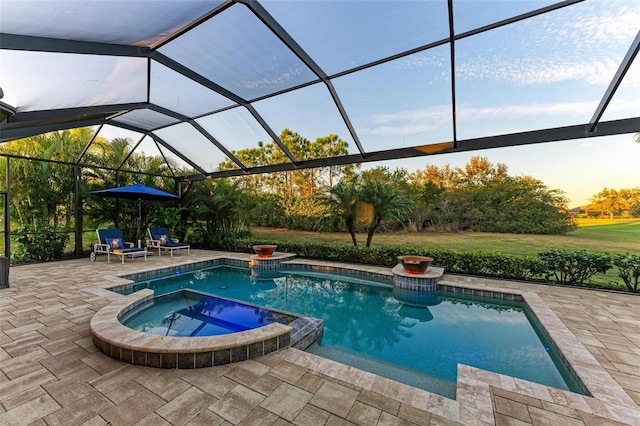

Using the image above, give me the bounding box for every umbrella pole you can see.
[138,199,142,248]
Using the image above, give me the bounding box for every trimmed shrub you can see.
[237,239,546,281]
[538,249,612,285]
[12,225,70,262]
[613,253,640,292]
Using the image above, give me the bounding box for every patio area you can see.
[1,250,639,425]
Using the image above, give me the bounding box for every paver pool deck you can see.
[1,250,639,425]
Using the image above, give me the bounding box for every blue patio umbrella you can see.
[89,183,179,201]
[89,183,180,243]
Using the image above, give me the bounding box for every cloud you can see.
[357,98,612,137]
[369,106,451,125]
[457,101,595,119]
[558,3,640,46]
[458,56,622,86]
[359,105,451,136]
[241,66,310,92]
[360,123,439,136]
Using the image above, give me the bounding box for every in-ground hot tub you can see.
[121,289,298,337]
[90,289,323,369]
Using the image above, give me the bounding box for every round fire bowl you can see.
[253,245,278,258]
[397,255,433,275]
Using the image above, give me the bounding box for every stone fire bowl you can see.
[253,245,278,258]
[397,255,433,275]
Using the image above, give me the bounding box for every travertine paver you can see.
[208,383,265,423]
[0,250,639,425]
[155,386,217,424]
[260,382,312,420]
[310,380,361,417]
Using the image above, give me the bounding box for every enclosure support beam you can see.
[4,158,10,259]
[74,165,82,258]
[589,30,640,132]
[184,117,640,181]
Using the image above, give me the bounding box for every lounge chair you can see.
[147,227,191,257]
[91,229,148,264]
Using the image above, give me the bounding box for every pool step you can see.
[290,316,324,350]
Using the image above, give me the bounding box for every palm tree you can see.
[360,181,413,248]
[318,177,361,246]
[181,178,253,249]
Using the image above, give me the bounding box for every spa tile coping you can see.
[90,288,292,354]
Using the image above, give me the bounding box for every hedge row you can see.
[236,239,640,292]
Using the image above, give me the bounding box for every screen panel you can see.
[159,4,316,100]
[0,51,146,111]
[455,0,639,140]
[154,122,232,173]
[112,109,180,131]
[263,0,449,75]
[150,61,237,118]
[332,44,453,152]
[253,83,359,155]
[453,0,558,34]
[0,0,220,46]
[195,107,273,160]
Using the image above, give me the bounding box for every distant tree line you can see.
[587,187,640,218]
[212,130,577,247]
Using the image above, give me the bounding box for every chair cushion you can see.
[120,248,145,253]
[153,234,170,244]
[105,237,124,249]
[162,242,189,248]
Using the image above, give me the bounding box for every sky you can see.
[1,0,639,208]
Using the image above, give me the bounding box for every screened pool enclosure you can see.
[0,0,639,258]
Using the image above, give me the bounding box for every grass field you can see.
[571,218,640,246]
[252,219,640,256]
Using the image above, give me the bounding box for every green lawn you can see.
[252,219,640,256]
[570,218,640,248]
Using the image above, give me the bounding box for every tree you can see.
[317,177,361,246]
[1,129,95,229]
[622,188,640,216]
[409,164,457,190]
[309,134,354,188]
[360,180,413,247]
[590,187,640,217]
[219,129,356,230]
[405,157,574,234]
[181,178,254,249]
[455,156,509,187]
[219,129,353,197]
[404,180,446,231]
[454,176,576,234]
[82,136,177,243]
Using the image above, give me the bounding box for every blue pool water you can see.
[125,265,584,398]
[121,290,297,336]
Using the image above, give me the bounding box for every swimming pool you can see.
[125,265,584,399]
